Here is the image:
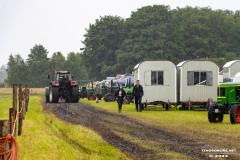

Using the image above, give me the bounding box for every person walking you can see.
[95,83,101,103]
[133,80,144,112]
[114,84,126,113]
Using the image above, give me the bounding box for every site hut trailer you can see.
[222,60,240,82]
[177,60,219,110]
[133,61,177,110]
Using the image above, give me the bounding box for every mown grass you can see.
[82,99,240,133]
[0,95,130,160]
[82,99,240,158]
[0,95,12,119]
[0,88,45,96]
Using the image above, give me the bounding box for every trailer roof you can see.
[223,60,240,68]
[177,60,217,67]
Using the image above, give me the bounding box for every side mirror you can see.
[48,75,50,79]
[71,75,74,79]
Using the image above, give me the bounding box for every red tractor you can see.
[45,71,80,103]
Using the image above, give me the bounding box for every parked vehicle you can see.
[45,71,80,103]
[208,82,240,124]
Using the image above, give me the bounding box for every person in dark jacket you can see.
[114,84,126,113]
[133,80,144,112]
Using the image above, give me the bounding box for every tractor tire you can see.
[88,95,95,100]
[46,96,49,103]
[230,104,240,124]
[71,87,80,103]
[50,87,59,103]
[104,93,115,102]
[208,104,223,123]
[45,87,50,103]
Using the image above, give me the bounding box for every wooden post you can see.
[0,120,10,137]
[18,85,23,136]
[12,84,18,137]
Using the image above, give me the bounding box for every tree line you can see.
[5,5,240,87]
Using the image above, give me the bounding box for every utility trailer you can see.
[133,61,177,110]
[222,60,240,82]
[208,82,240,124]
[177,60,219,110]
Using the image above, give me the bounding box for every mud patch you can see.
[43,102,216,160]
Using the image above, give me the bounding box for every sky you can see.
[0,0,239,66]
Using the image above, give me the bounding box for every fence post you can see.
[18,85,23,136]
[12,84,18,137]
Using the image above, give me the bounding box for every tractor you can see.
[45,71,80,103]
[208,82,240,124]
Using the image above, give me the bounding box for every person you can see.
[114,84,126,113]
[133,80,144,112]
[95,83,101,103]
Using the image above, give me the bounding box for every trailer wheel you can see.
[165,103,171,110]
[208,104,223,123]
[230,104,240,124]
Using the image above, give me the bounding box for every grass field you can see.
[82,99,240,158]
[1,90,239,159]
[0,88,45,95]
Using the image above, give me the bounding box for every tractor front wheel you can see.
[230,104,240,124]
[208,104,223,123]
[104,93,115,102]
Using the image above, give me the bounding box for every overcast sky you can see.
[0,0,239,66]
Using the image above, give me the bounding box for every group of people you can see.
[114,80,144,113]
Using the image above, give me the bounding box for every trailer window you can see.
[187,71,213,86]
[151,71,163,85]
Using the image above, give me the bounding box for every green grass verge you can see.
[0,95,12,119]
[82,99,240,134]
[82,99,240,158]
[0,95,129,160]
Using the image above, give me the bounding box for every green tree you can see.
[27,44,50,87]
[6,54,28,86]
[50,52,66,70]
[116,5,171,72]
[65,52,88,84]
[82,15,126,80]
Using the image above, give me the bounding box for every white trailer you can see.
[177,60,219,109]
[133,61,177,109]
[222,60,240,82]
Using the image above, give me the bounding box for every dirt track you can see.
[43,102,238,160]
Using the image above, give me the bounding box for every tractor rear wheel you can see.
[230,104,240,124]
[71,87,80,103]
[208,104,223,123]
[50,87,59,103]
